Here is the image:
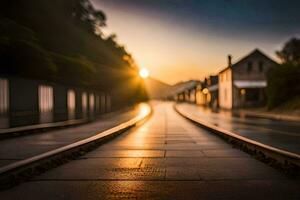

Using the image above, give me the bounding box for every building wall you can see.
[106,94,111,113]
[54,85,68,122]
[232,53,275,81]
[218,68,233,109]
[196,89,205,105]
[9,77,39,127]
[100,93,106,113]
[0,78,9,114]
[189,89,196,103]
[210,90,219,108]
[0,78,9,128]
[0,76,110,128]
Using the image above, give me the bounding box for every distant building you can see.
[195,82,205,105]
[202,75,219,108]
[174,80,201,103]
[218,49,277,109]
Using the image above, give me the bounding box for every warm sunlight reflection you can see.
[139,68,149,79]
[138,103,151,117]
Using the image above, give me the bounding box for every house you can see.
[173,80,200,103]
[202,75,219,108]
[195,82,205,105]
[218,49,278,109]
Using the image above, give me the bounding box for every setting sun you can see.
[139,68,149,79]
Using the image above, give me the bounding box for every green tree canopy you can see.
[267,37,300,109]
[0,0,148,106]
[276,38,300,65]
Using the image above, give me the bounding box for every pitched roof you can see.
[218,49,278,74]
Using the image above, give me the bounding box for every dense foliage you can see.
[267,63,300,109]
[267,38,300,109]
[276,38,300,66]
[0,0,147,108]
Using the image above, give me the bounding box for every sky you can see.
[92,0,300,85]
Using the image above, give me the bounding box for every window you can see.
[38,85,53,123]
[67,90,76,119]
[82,92,87,117]
[38,85,53,113]
[247,61,253,73]
[224,89,227,102]
[0,78,9,114]
[259,61,264,72]
[89,93,95,114]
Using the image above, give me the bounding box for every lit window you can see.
[240,89,246,95]
[82,92,87,116]
[202,88,209,94]
[38,85,53,113]
[67,90,76,119]
[89,93,95,113]
[38,85,53,123]
[0,78,9,114]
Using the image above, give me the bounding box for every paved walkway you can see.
[236,109,300,122]
[177,103,300,154]
[1,102,299,199]
[0,107,139,168]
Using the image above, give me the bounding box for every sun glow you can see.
[139,68,149,79]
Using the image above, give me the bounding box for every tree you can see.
[0,0,148,107]
[266,37,300,109]
[71,0,106,35]
[276,37,300,65]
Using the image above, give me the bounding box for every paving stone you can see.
[83,150,165,158]
[165,150,205,157]
[1,180,300,200]
[1,102,299,199]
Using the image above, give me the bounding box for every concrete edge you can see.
[0,119,88,139]
[0,103,152,190]
[174,103,300,172]
[233,110,300,123]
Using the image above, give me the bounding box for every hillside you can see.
[0,0,148,107]
[145,77,172,99]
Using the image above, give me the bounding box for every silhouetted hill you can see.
[145,77,172,99]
